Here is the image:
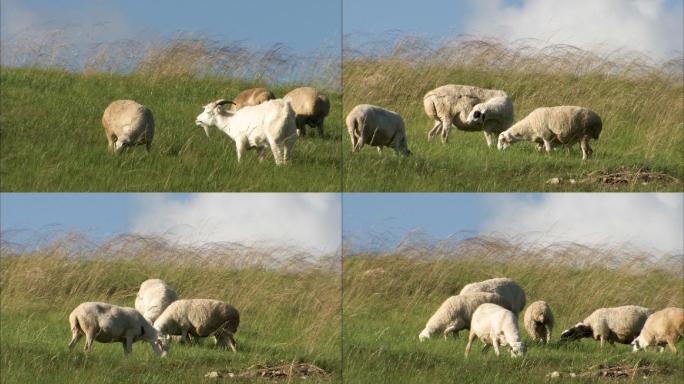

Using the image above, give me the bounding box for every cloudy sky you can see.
[0,193,341,256]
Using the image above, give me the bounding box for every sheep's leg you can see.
[316,119,325,138]
[492,335,501,356]
[428,120,442,142]
[181,329,192,345]
[464,331,476,357]
[349,130,358,151]
[227,333,237,353]
[443,319,465,340]
[107,135,116,152]
[256,147,266,162]
[545,326,552,344]
[123,336,133,355]
[580,136,592,160]
[666,338,677,353]
[377,146,383,154]
[235,141,247,163]
[543,139,553,153]
[84,329,97,352]
[269,141,284,166]
[483,131,494,147]
[68,328,82,350]
[440,118,451,144]
[600,336,605,348]
[296,117,306,137]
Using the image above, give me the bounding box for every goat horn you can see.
[215,99,235,106]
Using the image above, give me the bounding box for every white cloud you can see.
[463,0,683,58]
[130,194,341,256]
[482,194,683,254]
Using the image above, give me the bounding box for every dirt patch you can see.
[579,362,663,379]
[205,362,331,381]
[579,167,681,186]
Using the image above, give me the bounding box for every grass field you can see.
[0,236,341,383]
[342,38,683,192]
[0,67,342,192]
[343,238,684,383]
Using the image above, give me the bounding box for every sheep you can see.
[229,87,276,111]
[154,299,240,352]
[560,305,652,347]
[283,87,330,137]
[497,106,602,160]
[195,98,297,165]
[423,84,512,145]
[134,279,178,324]
[68,302,169,356]
[465,303,527,358]
[632,307,684,353]
[345,104,411,156]
[459,277,526,316]
[102,100,155,153]
[464,96,515,147]
[523,301,554,344]
[418,292,513,342]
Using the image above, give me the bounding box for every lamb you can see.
[154,299,240,352]
[560,305,652,347]
[418,292,513,341]
[465,303,527,358]
[464,96,515,147]
[68,302,168,356]
[497,106,602,160]
[423,84,512,145]
[134,279,178,324]
[102,100,155,153]
[459,278,526,315]
[283,87,330,137]
[523,301,554,344]
[632,307,684,353]
[345,104,411,156]
[195,99,297,165]
[229,87,275,111]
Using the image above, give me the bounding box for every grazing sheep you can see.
[102,100,155,153]
[459,278,526,315]
[523,301,554,344]
[229,87,276,111]
[345,104,411,156]
[464,96,515,147]
[423,84,511,145]
[497,106,602,160]
[195,99,297,165]
[283,87,330,137]
[68,302,168,356]
[632,307,684,353]
[465,303,527,358]
[560,305,652,347]
[154,299,240,352]
[134,279,178,324]
[419,292,513,341]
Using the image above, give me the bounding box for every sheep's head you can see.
[155,332,171,357]
[497,131,518,150]
[509,341,527,357]
[195,99,234,137]
[631,334,652,352]
[418,329,431,342]
[466,104,486,125]
[560,323,593,341]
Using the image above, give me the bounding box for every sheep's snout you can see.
[497,133,510,150]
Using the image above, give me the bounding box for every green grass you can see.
[0,67,342,191]
[343,240,684,383]
[0,238,341,383]
[342,40,684,192]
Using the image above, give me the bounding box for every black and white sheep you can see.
[134,279,178,324]
[153,299,240,352]
[632,307,684,353]
[102,100,155,153]
[497,106,602,160]
[465,303,527,358]
[560,305,652,347]
[68,302,168,356]
[523,301,554,344]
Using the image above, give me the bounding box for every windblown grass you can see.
[343,235,684,383]
[343,36,684,191]
[0,234,341,383]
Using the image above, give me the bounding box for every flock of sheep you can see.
[68,279,239,357]
[348,84,602,160]
[418,277,684,358]
[102,86,330,165]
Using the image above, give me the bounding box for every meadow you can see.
[342,37,683,192]
[343,237,684,383]
[0,235,341,383]
[0,38,342,192]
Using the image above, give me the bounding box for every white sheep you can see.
[68,302,169,356]
[497,106,602,160]
[283,87,330,137]
[154,299,240,352]
[632,307,684,353]
[465,303,527,358]
[464,96,515,147]
[419,292,513,341]
[345,104,411,156]
[560,305,652,347]
[102,100,155,153]
[134,279,178,324]
[459,277,526,316]
[523,301,554,344]
[195,98,297,165]
[229,87,275,111]
[423,84,511,145]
